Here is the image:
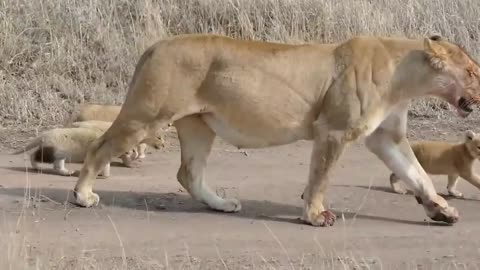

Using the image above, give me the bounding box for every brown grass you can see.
[1,0,479,130]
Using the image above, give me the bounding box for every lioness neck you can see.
[389,49,441,102]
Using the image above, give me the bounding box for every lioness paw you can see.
[302,209,336,227]
[219,198,242,212]
[73,190,100,208]
[430,207,459,224]
[422,196,460,224]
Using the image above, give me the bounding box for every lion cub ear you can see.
[466,130,476,140]
[424,36,448,70]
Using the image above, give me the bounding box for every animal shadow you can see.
[344,184,480,202]
[0,187,455,227]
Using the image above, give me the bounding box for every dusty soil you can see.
[1,117,480,269]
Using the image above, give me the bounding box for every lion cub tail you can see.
[10,137,42,155]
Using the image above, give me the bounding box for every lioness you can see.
[72,34,480,227]
[70,120,165,160]
[11,127,135,176]
[390,130,480,198]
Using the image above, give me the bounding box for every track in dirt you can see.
[1,130,480,269]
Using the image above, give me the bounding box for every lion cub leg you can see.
[175,115,241,212]
[137,143,148,159]
[29,153,40,171]
[53,158,74,176]
[389,173,409,194]
[98,162,111,178]
[447,174,463,198]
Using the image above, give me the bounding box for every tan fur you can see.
[71,120,165,159]
[11,127,117,176]
[72,34,480,227]
[66,104,165,158]
[67,104,121,124]
[390,130,480,198]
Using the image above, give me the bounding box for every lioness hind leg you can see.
[175,115,241,213]
[447,174,463,198]
[73,121,151,207]
[389,173,408,194]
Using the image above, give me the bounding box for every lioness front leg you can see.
[366,115,459,224]
[175,115,241,212]
[301,120,348,226]
[447,174,463,198]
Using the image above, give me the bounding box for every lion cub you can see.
[70,120,165,160]
[389,130,480,198]
[12,126,135,177]
[66,104,166,159]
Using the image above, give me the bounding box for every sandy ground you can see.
[1,119,480,269]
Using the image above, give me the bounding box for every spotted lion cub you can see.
[390,130,480,198]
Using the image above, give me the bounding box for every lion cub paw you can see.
[448,189,464,198]
[73,190,100,208]
[302,209,336,227]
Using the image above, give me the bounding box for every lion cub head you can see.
[144,135,166,149]
[464,130,480,158]
[424,35,480,118]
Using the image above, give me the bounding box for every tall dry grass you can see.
[1,0,479,129]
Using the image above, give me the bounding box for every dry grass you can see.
[1,0,480,130]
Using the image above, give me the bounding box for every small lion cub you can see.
[11,126,135,177]
[390,130,480,198]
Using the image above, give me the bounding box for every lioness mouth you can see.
[458,97,474,116]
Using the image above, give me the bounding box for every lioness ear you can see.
[466,130,475,140]
[424,37,447,69]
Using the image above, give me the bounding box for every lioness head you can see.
[464,130,480,158]
[424,35,480,118]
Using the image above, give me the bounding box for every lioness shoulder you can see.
[390,130,480,197]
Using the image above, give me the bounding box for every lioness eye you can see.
[477,146,480,150]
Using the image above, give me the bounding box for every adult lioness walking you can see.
[73,34,480,227]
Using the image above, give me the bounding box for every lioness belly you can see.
[201,112,313,149]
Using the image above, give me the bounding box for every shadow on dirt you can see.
[0,186,452,227]
[342,184,480,202]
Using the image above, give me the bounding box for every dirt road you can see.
[1,126,480,269]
